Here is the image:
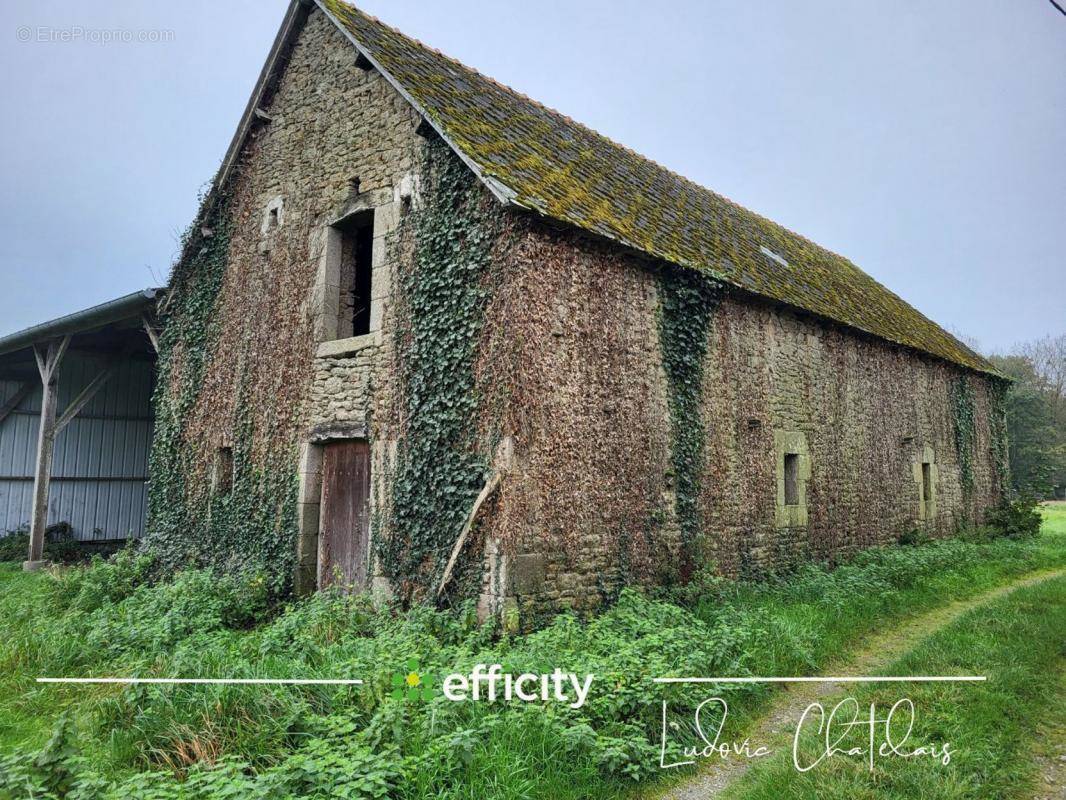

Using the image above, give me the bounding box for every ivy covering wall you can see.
[379,139,502,602]
[951,375,977,500]
[146,203,299,592]
[657,269,722,577]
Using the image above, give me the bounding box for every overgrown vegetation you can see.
[950,375,977,499]
[146,195,302,594]
[984,493,1043,539]
[0,526,124,566]
[988,333,1066,499]
[0,511,1062,799]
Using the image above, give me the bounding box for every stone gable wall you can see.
[154,7,421,587]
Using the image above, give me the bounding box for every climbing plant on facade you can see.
[951,375,977,499]
[989,379,1010,495]
[657,267,723,578]
[146,198,299,592]
[380,138,502,601]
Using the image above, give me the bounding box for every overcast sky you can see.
[2,1,1062,353]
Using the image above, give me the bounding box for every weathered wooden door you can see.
[318,439,370,591]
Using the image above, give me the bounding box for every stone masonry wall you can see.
[473,217,677,622]
[159,5,1004,610]
[481,216,1006,621]
[700,295,1004,577]
[163,7,422,588]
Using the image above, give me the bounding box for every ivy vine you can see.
[146,199,298,592]
[950,375,976,499]
[657,268,722,578]
[380,138,500,600]
[988,379,1010,494]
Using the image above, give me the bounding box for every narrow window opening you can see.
[268,206,279,230]
[921,462,932,508]
[335,210,374,338]
[214,447,234,495]
[783,453,800,506]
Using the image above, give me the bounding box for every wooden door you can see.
[318,439,370,591]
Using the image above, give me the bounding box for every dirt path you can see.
[1030,665,1066,800]
[656,568,1066,800]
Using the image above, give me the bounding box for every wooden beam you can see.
[141,315,160,353]
[25,336,70,570]
[0,382,32,425]
[436,471,502,598]
[55,364,115,434]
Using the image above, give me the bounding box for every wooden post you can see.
[24,336,69,571]
[141,315,160,353]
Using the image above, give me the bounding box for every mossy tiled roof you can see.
[321,0,994,375]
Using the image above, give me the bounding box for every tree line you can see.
[987,334,1066,499]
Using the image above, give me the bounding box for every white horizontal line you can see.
[653,676,986,684]
[36,677,364,685]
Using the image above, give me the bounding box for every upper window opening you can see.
[262,196,284,235]
[335,210,374,338]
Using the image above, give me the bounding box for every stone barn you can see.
[149,0,1008,626]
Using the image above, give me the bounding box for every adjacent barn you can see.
[0,290,161,565]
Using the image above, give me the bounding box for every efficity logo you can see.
[391,658,436,702]
[391,661,595,709]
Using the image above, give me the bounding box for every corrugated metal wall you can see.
[0,352,154,540]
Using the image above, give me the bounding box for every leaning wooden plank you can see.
[435,471,502,598]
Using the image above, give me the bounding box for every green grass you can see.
[722,572,1066,800]
[0,512,1062,799]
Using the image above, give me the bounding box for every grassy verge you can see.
[0,511,1062,799]
[723,572,1066,799]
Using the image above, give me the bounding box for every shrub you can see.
[0,528,82,565]
[897,527,931,546]
[986,494,1042,539]
[0,521,1060,799]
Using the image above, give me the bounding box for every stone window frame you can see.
[310,187,402,358]
[912,444,938,521]
[261,195,285,235]
[774,430,811,529]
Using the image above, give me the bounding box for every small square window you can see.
[783,453,800,506]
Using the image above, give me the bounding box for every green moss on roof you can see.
[322,0,995,375]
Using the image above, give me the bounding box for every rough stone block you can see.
[508,553,546,594]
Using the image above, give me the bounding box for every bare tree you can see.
[1014,334,1066,425]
